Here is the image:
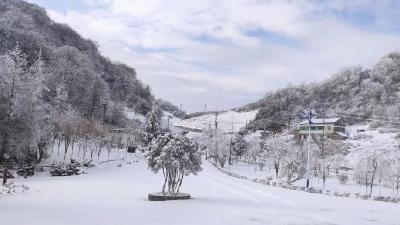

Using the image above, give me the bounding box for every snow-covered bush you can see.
[146,133,202,195]
[351,133,372,140]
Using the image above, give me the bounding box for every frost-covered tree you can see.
[231,133,248,162]
[143,101,162,145]
[202,126,230,167]
[261,132,291,177]
[387,152,400,196]
[314,137,346,189]
[146,133,202,195]
[0,45,51,164]
[245,136,263,168]
[353,151,381,197]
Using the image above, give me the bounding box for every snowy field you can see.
[1,153,399,225]
[174,110,258,133]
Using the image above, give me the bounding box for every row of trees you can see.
[201,126,400,196]
[50,109,137,163]
[354,150,400,197]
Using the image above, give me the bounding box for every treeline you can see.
[246,52,400,130]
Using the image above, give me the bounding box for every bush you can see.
[351,133,372,140]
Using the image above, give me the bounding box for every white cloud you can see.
[42,0,400,112]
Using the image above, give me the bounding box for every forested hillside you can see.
[247,52,400,130]
[0,0,176,164]
[0,0,154,115]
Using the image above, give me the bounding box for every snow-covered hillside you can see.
[125,109,182,133]
[125,109,146,122]
[345,125,399,165]
[174,110,258,133]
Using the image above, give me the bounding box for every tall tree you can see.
[143,101,162,145]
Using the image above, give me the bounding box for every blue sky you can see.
[28,0,92,13]
[27,0,400,112]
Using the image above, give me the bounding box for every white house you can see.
[295,117,347,140]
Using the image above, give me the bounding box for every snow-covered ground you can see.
[221,124,400,198]
[125,109,146,122]
[345,125,399,166]
[175,110,258,133]
[222,160,398,198]
[1,152,399,225]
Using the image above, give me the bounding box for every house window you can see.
[327,126,332,130]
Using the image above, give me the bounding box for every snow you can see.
[222,124,400,198]
[125,109,145,122]
[175,110,258,133]
[160,111,181,132]
[125,109,182,133]
[1,153,399,225]
[223,160,398,198]
[345,125,398,166]
[299,118,341,125]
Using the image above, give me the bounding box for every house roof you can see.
[299,118,341,125]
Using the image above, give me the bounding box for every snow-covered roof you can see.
[299,118,341,125]
[335,131,348,137]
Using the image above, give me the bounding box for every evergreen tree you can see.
[231,133,248,161]
[143,101,162,145]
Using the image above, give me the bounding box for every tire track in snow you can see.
[197,176,260,203]
[202,173,292,205]
[202,165,328,223]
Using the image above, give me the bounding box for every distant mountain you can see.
[244,52,400,131]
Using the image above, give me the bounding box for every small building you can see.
[295,118,347,140]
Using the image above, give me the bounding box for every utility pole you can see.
[204,104,207,112]
[214,111,219,164]
[214,112,218,130]
[167,115,172,131]
[321,104,327,189]
[229,113,235,165]
[102,103,107,124]
[306,110,313,188]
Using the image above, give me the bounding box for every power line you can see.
[329,113,400,125]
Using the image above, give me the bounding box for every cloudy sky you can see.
[27,0,400,112]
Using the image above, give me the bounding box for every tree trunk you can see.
[274,162,279,178]
[2,168,8,186]
[57,139,62,156]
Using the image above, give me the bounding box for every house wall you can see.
[298,123,335,135]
